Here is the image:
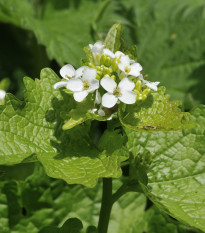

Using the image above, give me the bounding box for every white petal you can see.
[66,79,83,92]
[88,79,99,92]
[115,51,124,58]
[60,64,75,79]
[98,109,105,116]
[129,63,142,76]
[119,55,130,67]
[90,42,104,55]
[144,81,160,91]
[102,93,118,108]
[89,44,93,49]
[118,78,135,91]
[100,75,117,93]
[119,90,136,104]
[90,108,97,114]
[103,49,115,59]
[0,90,6,99]
[138,74,144,81]
[75,66,87,78]
[73,91,88,102]
[95,90,101,105]
[82,67,97,81]
[53,81,68,89]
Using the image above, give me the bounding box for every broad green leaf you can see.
[0,68,124,187]
[0,0,124,67]
[119,87,191,131]
[126,105,205,232]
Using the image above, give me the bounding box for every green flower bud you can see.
[100,54,107,65]
[112,57,119,72]
[105,57,112,67]
[135,80,142,91]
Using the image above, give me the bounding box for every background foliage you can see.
[0,0,205,232]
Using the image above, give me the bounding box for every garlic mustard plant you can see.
[54,38,159,119]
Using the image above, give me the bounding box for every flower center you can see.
[113,87,122,97]
[83,80,90,90]
[124,66,131,73]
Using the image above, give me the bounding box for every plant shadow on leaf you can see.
[120,93,154,127]
[45,90,100,160]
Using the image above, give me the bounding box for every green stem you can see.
[111,183,128,205]
[98,178,113,233]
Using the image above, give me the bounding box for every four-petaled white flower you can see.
[66,67,99,102]
[118,55,142,77]
[54,64,86,89]
[89,42,104,65]
[0,90,6,100]
[100,75,136,108]
[138,74,160,91]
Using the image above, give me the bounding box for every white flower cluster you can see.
[54,42,159,116]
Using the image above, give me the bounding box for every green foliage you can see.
[0,0,124,67]
[0,1,205,232]
[123,0,205,103]
[119,87,192,131]
[0,166,194,233]
[126,105,205,232]
[0,68,126,187]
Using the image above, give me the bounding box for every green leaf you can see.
[123,0,205,103]
[39,218,83,233]
[0,68,124,187]
[126,105,205,232]
[119,87,192,131]
[104,24,122,52]
[86,226,98,233]
[0,166,196,233]
[144,206,194,233]
[0,0,125,67]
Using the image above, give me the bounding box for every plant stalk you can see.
[98,178,113,233]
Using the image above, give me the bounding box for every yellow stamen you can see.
[124,66,131,73]
[83,80,89,90]
[113,87,122,97]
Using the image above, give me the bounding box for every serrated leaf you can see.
[119,87,192,131]
[126,105,205,232]
[0,68,124,187]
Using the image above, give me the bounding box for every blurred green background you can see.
[0,0,205,232]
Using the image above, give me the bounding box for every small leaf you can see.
[119,86,193,131]
[104,24,122,52]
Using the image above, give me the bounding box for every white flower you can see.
[89,42,104,65]
[100,75,136,108]
[66,67,99,102]
[0,90,6,100]
[103,49,124,59]
[54,64,86,89]
[118,55,142,77]
[138,74,160,91]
